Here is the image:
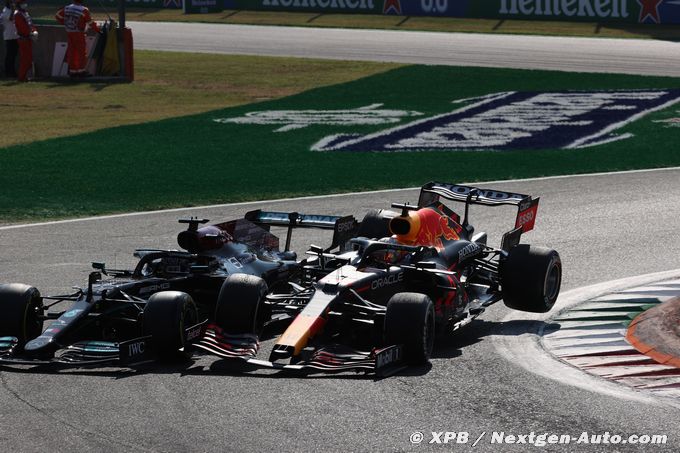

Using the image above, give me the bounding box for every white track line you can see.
[2,166,680,231]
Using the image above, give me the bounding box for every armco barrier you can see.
[223,0,680,24]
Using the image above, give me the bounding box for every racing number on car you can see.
[515,200,539,233]
[518,210,534,226]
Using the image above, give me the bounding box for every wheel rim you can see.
[27,303,43,338]
[23,292,43,342]
[181,303,198,346]
[544,261,561,303]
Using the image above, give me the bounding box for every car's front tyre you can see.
[384,292,435,365]
[143,291,198,359]
[214,274,269,334]
[0,283,44,347]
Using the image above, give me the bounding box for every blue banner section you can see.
[385,0,468,16]
[640,0,680,24]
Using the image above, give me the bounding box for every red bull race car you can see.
[192,182,562,376]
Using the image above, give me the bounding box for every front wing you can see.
[191,323,406,377]
[0,336,152,367]
[0,323,406,376]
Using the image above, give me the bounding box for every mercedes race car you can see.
[0,211,357,367]
[193,182,562,376]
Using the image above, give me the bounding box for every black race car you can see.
[196,182,562,376]
[0,211,357,366]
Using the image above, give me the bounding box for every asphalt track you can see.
[130,22,680,77]
[2,169,680,452]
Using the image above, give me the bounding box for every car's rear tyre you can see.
[215,274,268,334]
[500,245,562,313]
[357,209,396,240]
[143,291,198,359]
[384,292,435,365]
[0,283,44,346]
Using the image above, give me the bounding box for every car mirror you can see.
[92,262,107,275]
[308,245,323,255]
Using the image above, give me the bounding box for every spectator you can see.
[12,0,36,82]
[1,0,18,78]
[55,0,99,77]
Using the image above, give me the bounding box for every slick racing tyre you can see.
[356,209,397,240]
[500,245,562,313]
[143,291,198,359]
[0,283,44,346]
[384,292,435,365]
[215,274,268,334]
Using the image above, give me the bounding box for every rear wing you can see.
[245,210,358,252]
[418,182,540,250]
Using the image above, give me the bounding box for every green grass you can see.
[0,51,398,148]
[1,65,680,222]
[28,6,680,40]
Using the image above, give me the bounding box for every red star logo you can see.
[383,0,402,15]
[637,0,663,23]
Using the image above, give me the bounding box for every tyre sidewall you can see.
[214,274,268,334]
[143,291,198,358]
[384,292,435,365]
[0,283,43,345]
[501,245,562,313]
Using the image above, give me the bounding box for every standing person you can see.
[1,0,18,78]
[55,0,99,77]
[12,0,36,82]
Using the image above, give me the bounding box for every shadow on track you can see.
[0,318,556,380]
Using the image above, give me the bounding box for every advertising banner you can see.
[224,0,680,24]
[223,0,383,14]
[109,0,182,8]
[393,0,468,17]
[34,0,182,10]
[467,0,680,24]
[184,0,223,13]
